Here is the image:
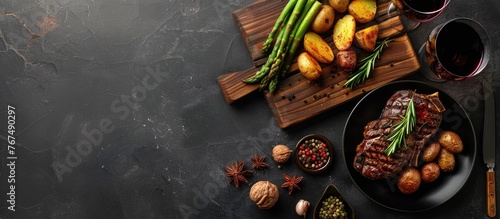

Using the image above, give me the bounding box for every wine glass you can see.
[419,17,491,82]
[387,0,450,32]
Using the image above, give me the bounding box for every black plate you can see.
[342,80,477,212]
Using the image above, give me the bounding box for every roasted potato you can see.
[397,167,421,194]
[311,5,335,33]
[421,162,440,183]
[422,142,441,162]
[355,24,379,52]
[438,131,463,153]
[303,32,334,63]
[329,0,349,13]
[297,52,322,80]
[348,0,377,23]
[333,14,356,51]
[336,49,357,72]
[437,148,455,172]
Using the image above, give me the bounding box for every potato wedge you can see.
[303,32,334,63]
[311,5,335,34]
[348,0,377,23]
[297,52,322,81]
[355,24,379,52]
[333,14,356,51]
[329,0,349,13]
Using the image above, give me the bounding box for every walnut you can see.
[249,181,279,209]
[272,144,292,163]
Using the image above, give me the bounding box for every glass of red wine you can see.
[388,0,450,31]
[419,17,491,82]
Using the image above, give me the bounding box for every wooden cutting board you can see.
[218,0,420,128]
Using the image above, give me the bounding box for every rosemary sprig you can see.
[343,37,395,89]
[384,96,416,157]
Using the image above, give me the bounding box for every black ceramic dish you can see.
[342,80,476,212]
[313,184,355,219]
[294,134,334,174]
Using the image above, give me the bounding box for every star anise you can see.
[250,154,269,172]
[281,173,303,195]
[224,160,253,188]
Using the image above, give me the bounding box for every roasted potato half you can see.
[311,5,335,33]
[304,32,334,63]
[333,14,356,51]
[297,52,322,81]
[329,0,350,13]
[348,0,377,23]
[355,24,379,52]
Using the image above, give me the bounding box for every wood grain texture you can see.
[487,170,496,218]
[218,0,420,128]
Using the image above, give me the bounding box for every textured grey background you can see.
[0,0,499,218]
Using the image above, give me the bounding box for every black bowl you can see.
[294,134,334,174]
[313,184,355,219]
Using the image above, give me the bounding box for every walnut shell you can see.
[249,181,279,209]
[272,144,292,163]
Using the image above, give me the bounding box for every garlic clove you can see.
[295,199,310,216]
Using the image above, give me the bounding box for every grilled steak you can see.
[353,90,445,180]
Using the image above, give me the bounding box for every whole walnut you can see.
[272,144,292,163]
[249,181,279,209]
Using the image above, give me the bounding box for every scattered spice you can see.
[250,154,269,172]
[281,173,303,195]
[224,160,253,188]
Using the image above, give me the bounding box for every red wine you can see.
[436,21,484,76]
[393,0,447,22]
[404,0,446,12]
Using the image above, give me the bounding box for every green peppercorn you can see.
[318,195,347,219]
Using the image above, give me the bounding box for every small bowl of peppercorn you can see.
[294,134,334,174]
[314,184,354,219]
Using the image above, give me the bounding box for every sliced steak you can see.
[353,90,445,180]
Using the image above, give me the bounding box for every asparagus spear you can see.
[279,1,322,78]
[261,0,298,54]
[244,0,323,94]
[242,25,287,83]
[246,0,306,85]
[262,0,316,92]
[260,0,308,91]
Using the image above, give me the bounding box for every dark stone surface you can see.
[0,0,499,218]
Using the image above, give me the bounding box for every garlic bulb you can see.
[295,199,310,217]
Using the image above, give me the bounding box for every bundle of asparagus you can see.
[243,0,322,93]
